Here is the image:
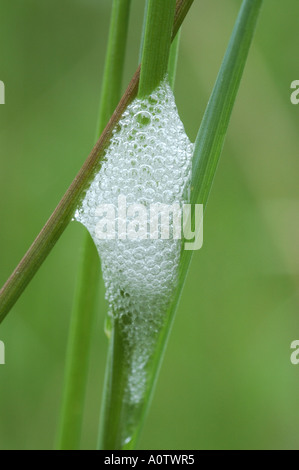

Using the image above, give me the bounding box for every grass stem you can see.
[56,0,131,450]
[56,236,100,449]
[138,0,177,97]
[168,28,181,89]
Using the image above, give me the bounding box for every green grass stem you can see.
[168,28,181,89]
[56,0,131,450]
[56,236,101,449]
[138,0,177,97]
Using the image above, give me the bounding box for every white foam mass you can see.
[75,78,193,404]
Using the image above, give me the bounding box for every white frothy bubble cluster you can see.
[75,78,193,403]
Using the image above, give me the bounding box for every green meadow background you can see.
[0,0,299,450]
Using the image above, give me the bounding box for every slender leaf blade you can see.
[192,0,264,208]
[135,0,264,449]
[138,0,177,97]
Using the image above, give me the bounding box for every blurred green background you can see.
[1,0,299,450]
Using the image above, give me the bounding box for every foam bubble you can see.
[75,78,193,404]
